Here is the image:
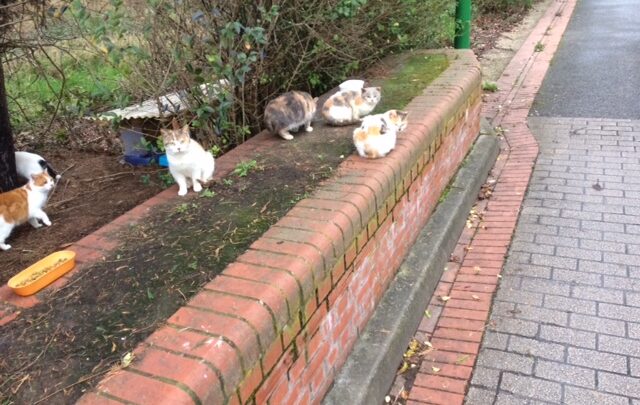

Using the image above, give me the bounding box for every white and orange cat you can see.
[322,86,381,126]
[161,125,215,196]
[353,110,408,159]
[0,171,55,250]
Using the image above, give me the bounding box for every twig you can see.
[0,327,59,391]
[32,368,111,405]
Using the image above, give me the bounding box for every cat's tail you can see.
[202,153,215,182]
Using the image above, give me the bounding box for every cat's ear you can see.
[181,125,190,135]
[313,97,319,103]
[398,111,409,120]
[375,87,382,93]
[380,118,388,134]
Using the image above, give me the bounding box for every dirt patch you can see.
[0,125,354,404]
[0,149,165,285]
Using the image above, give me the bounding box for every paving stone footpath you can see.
[387,0,640,403]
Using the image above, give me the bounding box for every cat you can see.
[322,86,381,126]
[352,110,408,159]
[15,151,61,182]
[0,171,55,250]
[264,91,317,140]
[160,125,215,196]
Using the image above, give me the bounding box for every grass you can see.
[5,55,131,130]
[234,160,258,177]
[372,53,449,113]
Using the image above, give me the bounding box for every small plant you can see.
[199,189,215,198]
[482,81,498,92]
[234,160,258,177]
[159,172,176,188]
[140,174,151,185]
[534,42,545,52]
[175,203,189,213]
[223,178,234,186]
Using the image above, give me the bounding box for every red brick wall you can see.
[78,50,481,405]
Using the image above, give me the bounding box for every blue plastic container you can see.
[124,154,155,166]
[157,154,169,167]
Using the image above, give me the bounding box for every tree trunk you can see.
[0,57,17,192]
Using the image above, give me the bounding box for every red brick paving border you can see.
[401,0,578,404]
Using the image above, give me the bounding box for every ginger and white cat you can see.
[15,151,61,182]
[353,110,408,159]
[0,171,55,250]
[264,91,317,140]
[322,86,381,126]
[161,125,215,196]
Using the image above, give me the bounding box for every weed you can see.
[534,42,545,52]
[234,160,258,177]
[223,179,234,186]
[200,189,215,198]
[140,174,151,186]
[438,185,452,203]
[482,81,498,92]
[159,172,176,188]
[175,203,189,214]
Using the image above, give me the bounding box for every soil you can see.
[0,149,165,285]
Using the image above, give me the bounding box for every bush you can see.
[69,0,455,152]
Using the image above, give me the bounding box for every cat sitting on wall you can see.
[353,110,408,159]
[322,86,381,126]
[161,125,215,196]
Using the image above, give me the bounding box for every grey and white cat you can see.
[161,125,215,196]
[264,91,318,140]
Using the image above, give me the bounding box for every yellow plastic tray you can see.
[8,250,76,296]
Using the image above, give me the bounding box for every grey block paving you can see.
[467,117,640,404]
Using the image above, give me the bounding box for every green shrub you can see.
[67,0,455,151]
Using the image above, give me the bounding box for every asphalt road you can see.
[531,0,640,119]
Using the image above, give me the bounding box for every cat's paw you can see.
[43,218,52,226]
[0,243,11,251]
[279,133,294,141]
[193,183,203,193]
[305,126,313,132]
[178,188,188,196]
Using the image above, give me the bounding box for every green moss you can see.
[372,53,449,113]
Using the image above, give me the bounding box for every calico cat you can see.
[322,87,381,126]
[15,151,61,182]
[352,110,408,159]
[264,91,317,140]
[161,125,215,196]
[0,171,55,250]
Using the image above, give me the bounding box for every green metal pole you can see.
[454,0,471,49]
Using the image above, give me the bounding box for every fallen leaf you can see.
[455,355,470,365]
[400,389,409,399]
[474,266,482,274]
[424,309,432,318]
[439,296,451,302]
[397,361,410,374]
[592,182,603,191]
[432,366,441,373]
[472,294,480,300]
[121,352,134,368]
[424,341,433,348]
